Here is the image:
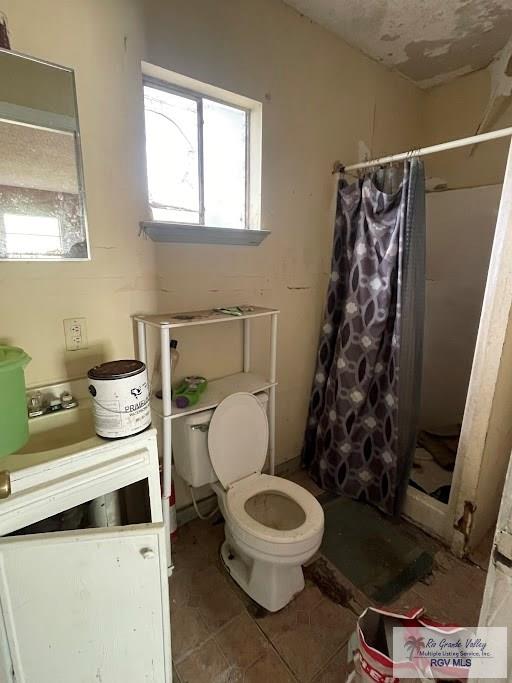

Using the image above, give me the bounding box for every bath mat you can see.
[319,494,435,604]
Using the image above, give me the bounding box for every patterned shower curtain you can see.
[302,159,425,515]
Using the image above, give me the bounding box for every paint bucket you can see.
[87,360,151,439]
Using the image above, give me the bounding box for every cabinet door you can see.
[0,523,171,683]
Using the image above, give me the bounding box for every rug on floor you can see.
[319,494,435,604]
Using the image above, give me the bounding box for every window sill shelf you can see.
[140,221,270,246]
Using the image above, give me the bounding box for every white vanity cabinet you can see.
[0,428,172,683]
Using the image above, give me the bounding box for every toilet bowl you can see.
[172,391,324,612]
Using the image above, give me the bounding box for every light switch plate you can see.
[63,317,88,351]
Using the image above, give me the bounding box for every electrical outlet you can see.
[63,318,88,351]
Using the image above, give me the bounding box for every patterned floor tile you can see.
[215,611,270,670]
[244,649,296,682]
[176,638,239,683]
[312,646,349,683]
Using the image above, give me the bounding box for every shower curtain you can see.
[302,159,425,516]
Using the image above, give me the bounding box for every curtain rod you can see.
[334,126,512,174]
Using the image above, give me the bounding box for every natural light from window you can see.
[143,83,248,229]
[3,213,62,258]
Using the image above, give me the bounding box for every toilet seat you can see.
[226,473,324,545]
[208,392,268,489]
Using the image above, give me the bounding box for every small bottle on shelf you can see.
[169,339,180,372]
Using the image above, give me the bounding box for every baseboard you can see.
[275,455,302,477]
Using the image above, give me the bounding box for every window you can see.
[3,213,62,258]
[144,81,249,229]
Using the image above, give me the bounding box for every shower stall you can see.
[311,129,512,558]
[404,183,502,548]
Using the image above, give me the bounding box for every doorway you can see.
[404,183,501,538]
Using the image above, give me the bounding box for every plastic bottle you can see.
[174,376,208,409]
[153,339,179,399]
[169,339,180,373]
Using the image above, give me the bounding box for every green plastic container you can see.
[0,346,31,457]
[174,376,208,409]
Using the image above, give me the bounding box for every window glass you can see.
[144,85,199,223]
[203,99,246,228]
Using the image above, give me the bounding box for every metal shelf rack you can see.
[134,305,279,573]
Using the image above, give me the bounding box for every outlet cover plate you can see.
[63,317,88,351]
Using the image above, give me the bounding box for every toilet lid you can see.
[208,392,269,488]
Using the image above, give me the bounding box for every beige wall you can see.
[420,185,500,430]
[143,0,423,480]
[0,0,424,507]
[423,68,512,189]
[0,0,156,385]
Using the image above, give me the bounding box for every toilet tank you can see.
[172,391,269,488]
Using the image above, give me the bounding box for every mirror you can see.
[0,49,89,260]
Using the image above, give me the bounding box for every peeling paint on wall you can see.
[454,500,477,555]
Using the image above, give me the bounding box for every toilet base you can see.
[220,532,305,612]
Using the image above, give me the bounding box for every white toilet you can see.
[172,391,324,612]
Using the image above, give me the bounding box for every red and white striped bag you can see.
[348,605,466,683]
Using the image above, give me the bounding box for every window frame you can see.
[143,76,251,230]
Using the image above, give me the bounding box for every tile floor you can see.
[170,470,488,682]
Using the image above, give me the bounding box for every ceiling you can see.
[284,0,512,88]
